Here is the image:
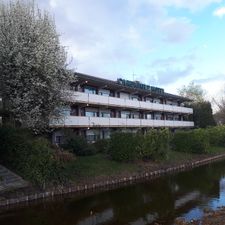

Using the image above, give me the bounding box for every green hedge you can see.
[93,139,109,153]
[141,129,171,160]
[171,129,209,154]
[108,129,171,162]
[0,127,68,187]
[206,126,225,147]
[108,132,140,162]
[63,136,96,156]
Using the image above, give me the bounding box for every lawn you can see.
[64,146,225,182]
[64,154,139,180]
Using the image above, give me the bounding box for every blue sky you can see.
[37,0,225,101]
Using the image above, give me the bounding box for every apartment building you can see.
[51,73,194,144]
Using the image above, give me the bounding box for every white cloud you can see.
[213,6,225,18]
[160,17,195,43]
[36,0,198,77]
[35,0,223,96]
[146,0,222,12]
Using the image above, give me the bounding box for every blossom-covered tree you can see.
[0,0,74,131]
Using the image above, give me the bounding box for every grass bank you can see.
[1,147,225,208]
[64,146,225,184]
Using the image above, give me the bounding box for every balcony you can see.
[69,92,193,114]
[50,116,194,128]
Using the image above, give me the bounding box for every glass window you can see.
[99,89,110,96]
[86,135,99,142]
[55,136,63,145]
[84,86,96,94]
[121,111,130,118]
[100,112,110,118]
[85,111,97,117]
[154,114,162,120]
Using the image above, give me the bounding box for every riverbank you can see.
[1,150,225,209]
[175,207,225,225]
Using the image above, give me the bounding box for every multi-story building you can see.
[51,73,194,144]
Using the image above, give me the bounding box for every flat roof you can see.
[73,72,191,102]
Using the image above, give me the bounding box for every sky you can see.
[37,0,225,102]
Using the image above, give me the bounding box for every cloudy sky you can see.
[37,0,225,100]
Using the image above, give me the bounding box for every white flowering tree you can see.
[0,0,74,132]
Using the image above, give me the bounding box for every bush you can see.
[206,126,225,147]
[141,129,171,160]
[93,139,109,153]
[64,136,97,156]
[172,129,209,154]
[0,127,32,166]
[0,127,69,187]
[108,132,140,162]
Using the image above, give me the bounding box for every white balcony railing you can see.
[69,92,193,114]
[50,116,194,128]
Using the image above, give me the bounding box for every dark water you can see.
[1,160,225,225]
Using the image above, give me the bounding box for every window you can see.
[131,95,138,101]
[99,89,110,96]
[153,99,160,104]
[84,86,96,94]
[131,113,139,119]
[121,111,130,118]
[167,115,174,121]
[55,136,63,145]
[154,114,162,120]
[86,135,99,142]
[85,111,97,117]
[100,112,110,118]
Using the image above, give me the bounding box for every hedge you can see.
[0,127,68,187]
[206,126,225,147]
[63,135,97,156]
[108,129,171,162]
[141,129,171,160]
[171,129,209,154]
[108,132,140,162]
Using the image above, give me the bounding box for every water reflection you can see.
[1,160,225,225]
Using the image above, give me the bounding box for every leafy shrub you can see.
[141,129,171,160]
[108,132,140,162]
[64,136,97,156]
[0,127,69,187]
[0,127,32,166]
[20,138,58,187]
[93,139,109,153]
[206,126,225,147]
[172,129,209,154]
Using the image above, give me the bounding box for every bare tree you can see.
[0,0,74,132]
[213,87,225,125]
[178,81,205,102]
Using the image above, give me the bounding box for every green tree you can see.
[192,101,216,128]
[0,0,74,132]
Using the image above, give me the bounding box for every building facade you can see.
[51,73,194,144]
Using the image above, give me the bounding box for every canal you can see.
[1,160,225,225]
